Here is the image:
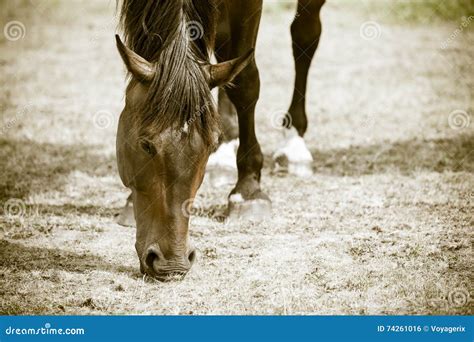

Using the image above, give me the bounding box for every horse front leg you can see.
[205,3,240,188]
[225,58,271,220]
[273,0,325,177]
[209,0,269,220]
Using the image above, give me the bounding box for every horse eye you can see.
[140,141,156,156]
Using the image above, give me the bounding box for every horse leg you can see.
[218,89,239,141]
[205,6,239,187]
[289,0,324,136]
[205,89,239,187]
[273,0,325,177]
[116,193,135,227]
[224,1,270,220]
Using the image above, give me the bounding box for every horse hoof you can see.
[205,166,237,187]
[272,128,314,177]
[117,203,135,227]
[227,194,272,221]
[290,162,313,177]
[272,154,313,177]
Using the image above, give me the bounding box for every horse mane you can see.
[119,0,219,145]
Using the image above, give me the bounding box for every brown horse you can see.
[115,0,325,279]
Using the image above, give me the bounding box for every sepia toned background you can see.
[0,0,473,314]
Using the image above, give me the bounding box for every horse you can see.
[115,0,325,279]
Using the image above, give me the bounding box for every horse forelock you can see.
[119,0,219,145]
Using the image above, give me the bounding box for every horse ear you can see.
[206,49,254,89]
[115,35,155,83]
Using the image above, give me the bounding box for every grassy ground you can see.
[334,0,474,23]
[0,1,473,314]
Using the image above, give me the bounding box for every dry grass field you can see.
[0,0,473,314]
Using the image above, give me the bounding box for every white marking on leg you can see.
[273,127,313,177]
[207,139,238,170]
[229,193,243,203]
[206,139,238,186]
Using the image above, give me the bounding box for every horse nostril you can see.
[144,246,194,279]
[145,251,159,270]
[188,249,196,264]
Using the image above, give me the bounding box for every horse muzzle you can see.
[142,245,196,280]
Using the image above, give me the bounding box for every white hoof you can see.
[272,127,313,177]
[228,195,272,222]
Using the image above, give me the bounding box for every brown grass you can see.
[0,1,473,315]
